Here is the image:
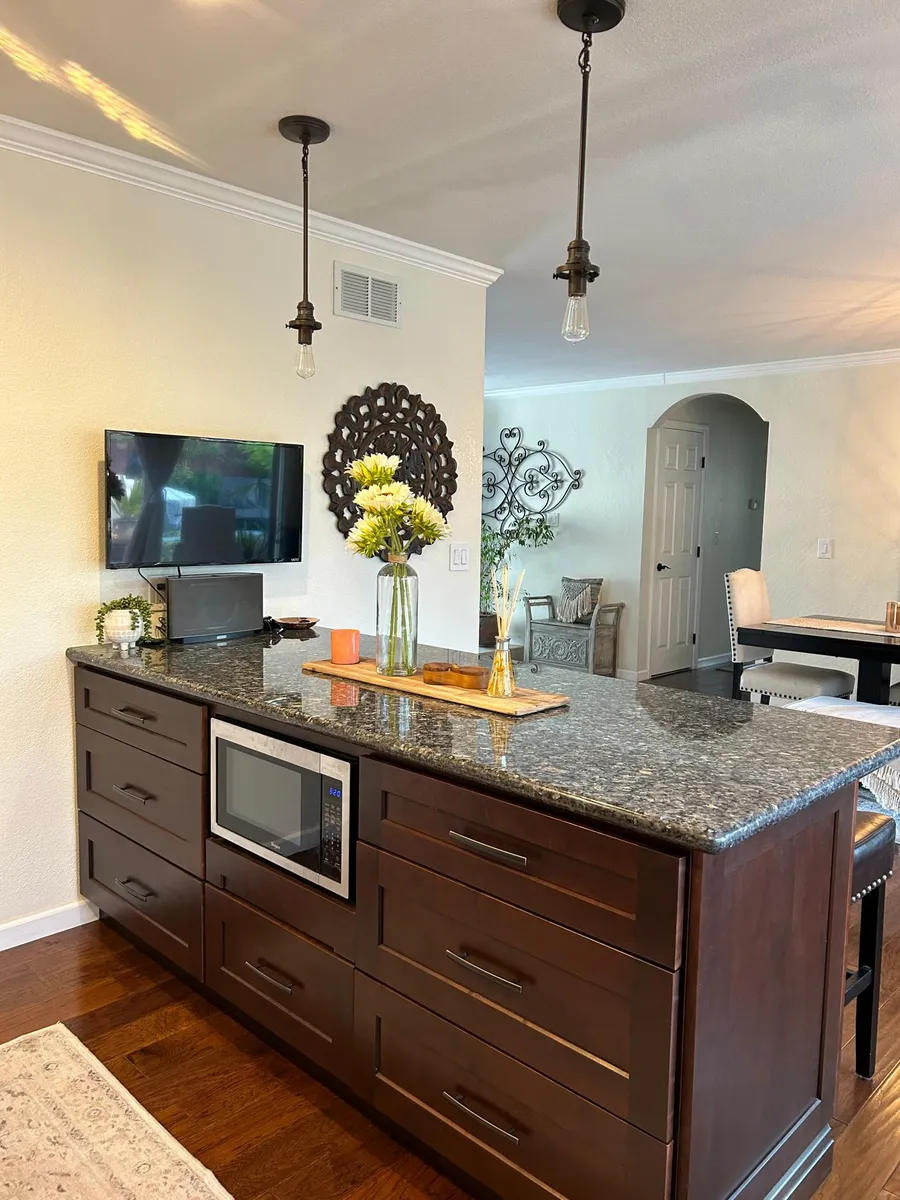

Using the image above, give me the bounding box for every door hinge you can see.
[701,456,706,468]
[696,546,701,558]
[692,633,697,645]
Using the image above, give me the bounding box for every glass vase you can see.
[487,636,515,698]
[376,554,419,676]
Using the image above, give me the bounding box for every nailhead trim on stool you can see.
[851,868,894,904]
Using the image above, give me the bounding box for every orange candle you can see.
[331,628,360,665]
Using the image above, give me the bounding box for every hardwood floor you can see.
[0,922,468,1200]
[644,666,735,698]
[4,874,900,1200]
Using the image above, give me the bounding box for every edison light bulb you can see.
[295,342,316,379]
[562,294,589,342]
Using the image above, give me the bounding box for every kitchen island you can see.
[67,633,900,1200]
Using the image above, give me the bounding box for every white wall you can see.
[486,363,900,679]
[0,145,490,929]
[658,396,769,662]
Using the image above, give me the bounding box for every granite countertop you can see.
[66,632,900,854]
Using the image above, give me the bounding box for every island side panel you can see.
[675,783,855,1200]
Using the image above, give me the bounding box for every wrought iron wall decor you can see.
[322,382,457,554]
[482,427,584,534]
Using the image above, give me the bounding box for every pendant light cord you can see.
[575,27,594,242]
[302,139,310,304]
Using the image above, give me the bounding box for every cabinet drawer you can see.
[360,760,685,969]
[75,666,207,772]
[206,838,356,960]
[78,812,203,977]
[77,727,206,876]
[357,845,677,1140]
[204,885,354,1084]
[356,975,672,1200]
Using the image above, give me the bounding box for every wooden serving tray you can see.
[302,658,570,717]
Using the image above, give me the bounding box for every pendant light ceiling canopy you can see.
[553,0,625,344]
[280,114,331,380]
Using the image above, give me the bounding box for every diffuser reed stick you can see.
[488,565,524,698]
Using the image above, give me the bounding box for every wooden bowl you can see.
[446,665,490,691]
[423,662,453,686]
[278,617,319,631]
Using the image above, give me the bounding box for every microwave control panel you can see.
[320,777,344,881]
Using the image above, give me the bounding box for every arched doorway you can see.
[642,394,769,678]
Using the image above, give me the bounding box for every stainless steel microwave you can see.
[210,719,354,899]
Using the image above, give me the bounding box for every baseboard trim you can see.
[0,899,98,952]
[698,653,731,669]
[617,668,651,682]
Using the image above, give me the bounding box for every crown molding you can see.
[0,113,503,288]
[485,347,900,399]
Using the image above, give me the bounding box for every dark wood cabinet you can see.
[71,662,856,1200]
[206,837,355,961]
[360,758,685,969]
[355,974,672,1200]
[78,812,203,977]
[204,885,355,1085]
[77,726,206,876]
[75,665,207,772]
[356,843,678,1141]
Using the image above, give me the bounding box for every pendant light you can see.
[279,115,331,379]
[553,0,624,342]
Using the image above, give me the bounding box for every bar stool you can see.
[847,811,896,1078]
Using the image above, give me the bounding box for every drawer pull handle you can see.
[244,960,295,995]
[114,877,155,902]
[112,784,155,806]
[111,706,153,728]
[448,831,528,869]
[442,1092,519,1146]
[445,950,523,994]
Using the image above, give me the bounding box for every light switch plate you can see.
[449,543,469,572]
[817,539,833,559]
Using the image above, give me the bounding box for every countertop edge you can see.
[66,647,899,856]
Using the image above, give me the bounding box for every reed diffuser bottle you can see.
[488,564,523,699]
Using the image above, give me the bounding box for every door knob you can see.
[656,563,671,572]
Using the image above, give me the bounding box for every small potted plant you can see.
[95,594,153,651]
[479,515,555,646]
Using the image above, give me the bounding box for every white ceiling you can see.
[2,0,900,390]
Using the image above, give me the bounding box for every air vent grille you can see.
[334,262,401,327]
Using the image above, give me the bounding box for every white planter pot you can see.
[102,610,143,650]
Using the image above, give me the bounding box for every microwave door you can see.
[214,738,322,875]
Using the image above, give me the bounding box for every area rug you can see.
[0,1023,233,1198]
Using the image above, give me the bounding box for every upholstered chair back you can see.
[725,569,773,664]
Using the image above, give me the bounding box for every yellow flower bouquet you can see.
[345,454,450,675]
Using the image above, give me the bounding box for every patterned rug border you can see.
[1,1022,234,1199]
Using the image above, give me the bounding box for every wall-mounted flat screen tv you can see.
[105,430,304,569]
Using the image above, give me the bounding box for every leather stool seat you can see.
[853,812,897,902]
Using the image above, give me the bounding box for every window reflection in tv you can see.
[105,430,304,569]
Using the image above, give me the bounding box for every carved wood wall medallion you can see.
[482,426,584,534]
[322,382,457,555]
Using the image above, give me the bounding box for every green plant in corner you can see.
[95,594,154,644]
[479,516,555,642]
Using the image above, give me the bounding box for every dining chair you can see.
[724,569,856,703]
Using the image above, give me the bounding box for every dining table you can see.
[737,615,900,704]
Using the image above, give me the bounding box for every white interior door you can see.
[649,423,706,677]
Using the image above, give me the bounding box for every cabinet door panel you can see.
[78,812,203,977]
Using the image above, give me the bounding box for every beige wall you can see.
[486,363,900,679]
[0,147,489,930]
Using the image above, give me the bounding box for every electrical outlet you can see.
[449,543,469,572]
[817,539,833,560]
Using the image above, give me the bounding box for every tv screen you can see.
[105,430,303,569]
